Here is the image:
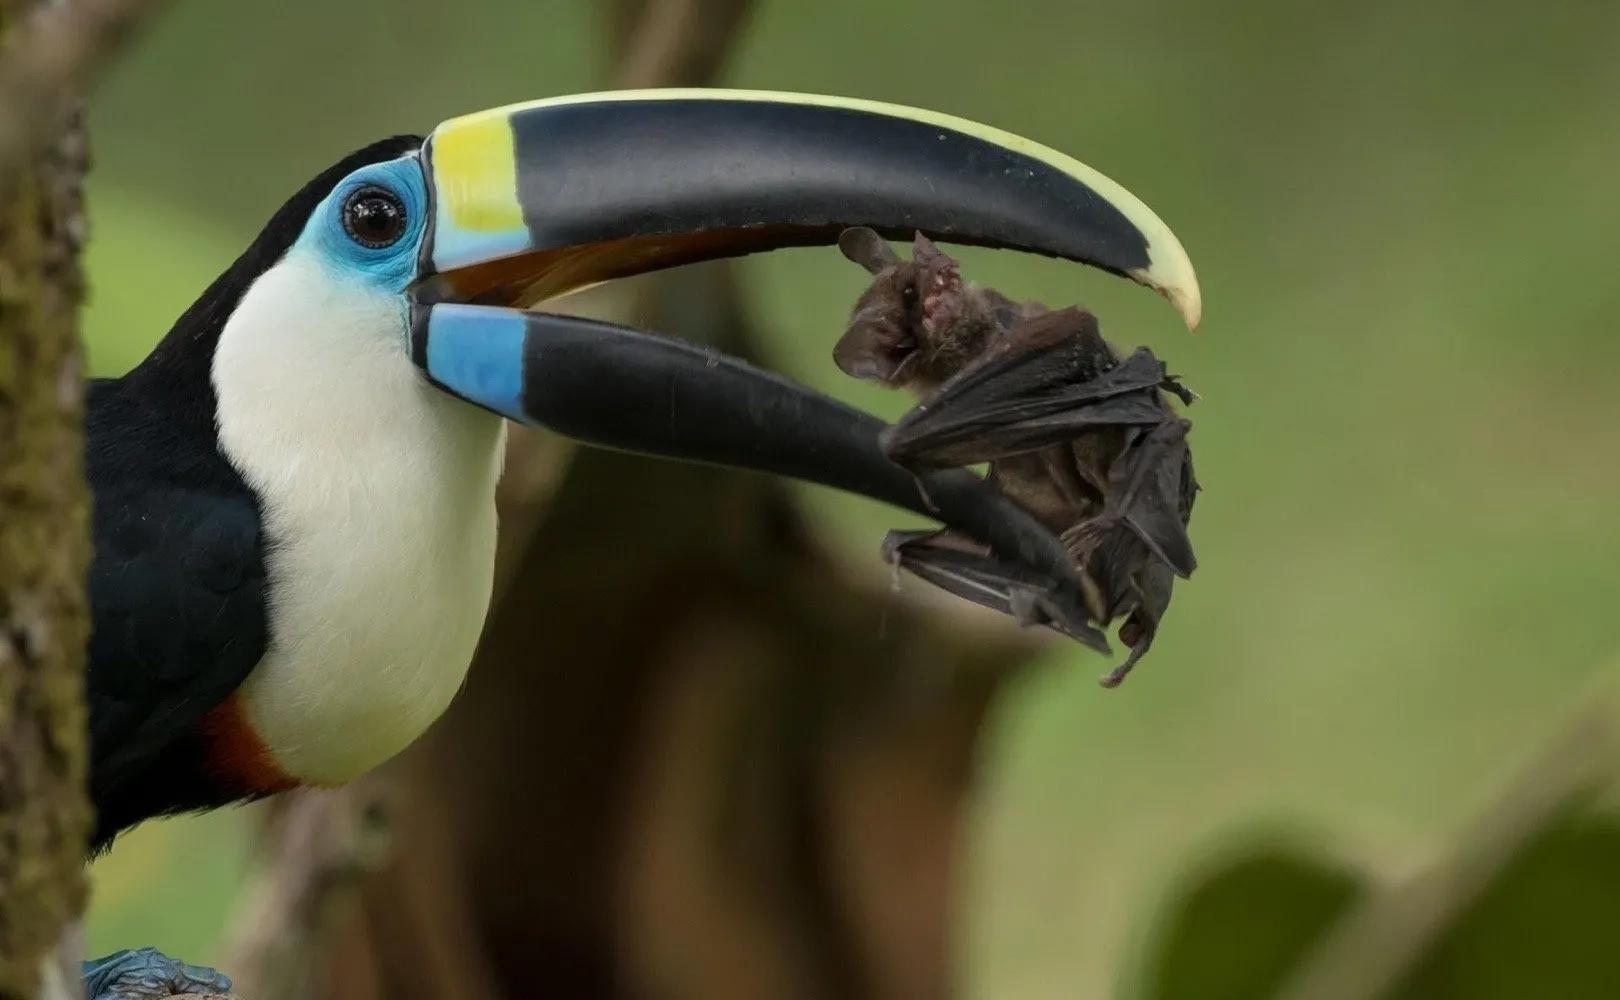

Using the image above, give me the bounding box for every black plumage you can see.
[83,137,420,849]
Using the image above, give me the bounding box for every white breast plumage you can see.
[212,252,505,785]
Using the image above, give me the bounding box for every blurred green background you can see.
[80,1,1620,996]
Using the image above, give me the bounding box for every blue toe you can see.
[83,947,233,999]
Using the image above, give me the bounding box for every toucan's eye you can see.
[342,186,407,249]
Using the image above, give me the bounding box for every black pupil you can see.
[345,189,405,248]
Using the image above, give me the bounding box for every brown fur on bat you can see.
[835,227,1198,687]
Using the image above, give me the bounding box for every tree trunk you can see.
[0,0,93,992]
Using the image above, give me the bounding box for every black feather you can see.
[84,136,422,850]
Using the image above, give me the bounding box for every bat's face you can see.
[833,228,1006,390]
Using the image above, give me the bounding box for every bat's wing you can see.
[886,526,1180,686]
[880,307,1188,468]
[1106,418,1198,578]
[883,529,1112,653]
[1061,420,1197,685]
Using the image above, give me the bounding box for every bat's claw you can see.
[1099,611,1157,687]
[1161,375,1198,406]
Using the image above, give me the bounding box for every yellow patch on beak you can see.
[430,113,525,233]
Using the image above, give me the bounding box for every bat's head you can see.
[834,227,1007,390]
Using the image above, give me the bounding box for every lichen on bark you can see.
[0,0,93,992]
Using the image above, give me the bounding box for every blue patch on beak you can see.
[422,304,528,421]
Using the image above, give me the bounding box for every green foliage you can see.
[1138,846,1364,1000]
[1136,811,1620,1000]
[1398,815,1620,1000]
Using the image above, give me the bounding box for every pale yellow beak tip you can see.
[1129,263,1203,332]
[1168,281,1203,332]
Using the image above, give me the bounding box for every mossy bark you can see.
[0,0,94,994]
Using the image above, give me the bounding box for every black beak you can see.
[409,90,1202,643]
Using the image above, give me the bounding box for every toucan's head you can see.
[198,90,1201,642]
[276,89,1198,397]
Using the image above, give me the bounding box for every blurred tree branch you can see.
[1276,696,1620,1000]
[608,0,753,90]
[219,789,392,1000]
[0,0,167,194]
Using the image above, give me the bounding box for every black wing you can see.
[880,307,1191,469]
[1063,419,1199,685]
[882,529,1111,652]
[84,377,269,843]
[1087,417,1198,580]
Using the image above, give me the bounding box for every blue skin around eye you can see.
[296,154,430,291]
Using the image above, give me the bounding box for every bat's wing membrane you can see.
[880,308,1187,468]
[1106,418,1198,578]
[882,529,1112,652]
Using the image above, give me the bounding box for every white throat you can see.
[212,252,505,784]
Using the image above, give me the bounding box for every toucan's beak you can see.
[407,89,1203,644]
[413,89,1199,327]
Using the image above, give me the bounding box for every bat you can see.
[835,227,1199,686]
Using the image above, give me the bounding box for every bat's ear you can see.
[912,232,956,271]
[839,226,902,274]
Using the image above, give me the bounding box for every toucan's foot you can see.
[83,948,233,1000]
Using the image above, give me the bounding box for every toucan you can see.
[79,90,1197,997]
